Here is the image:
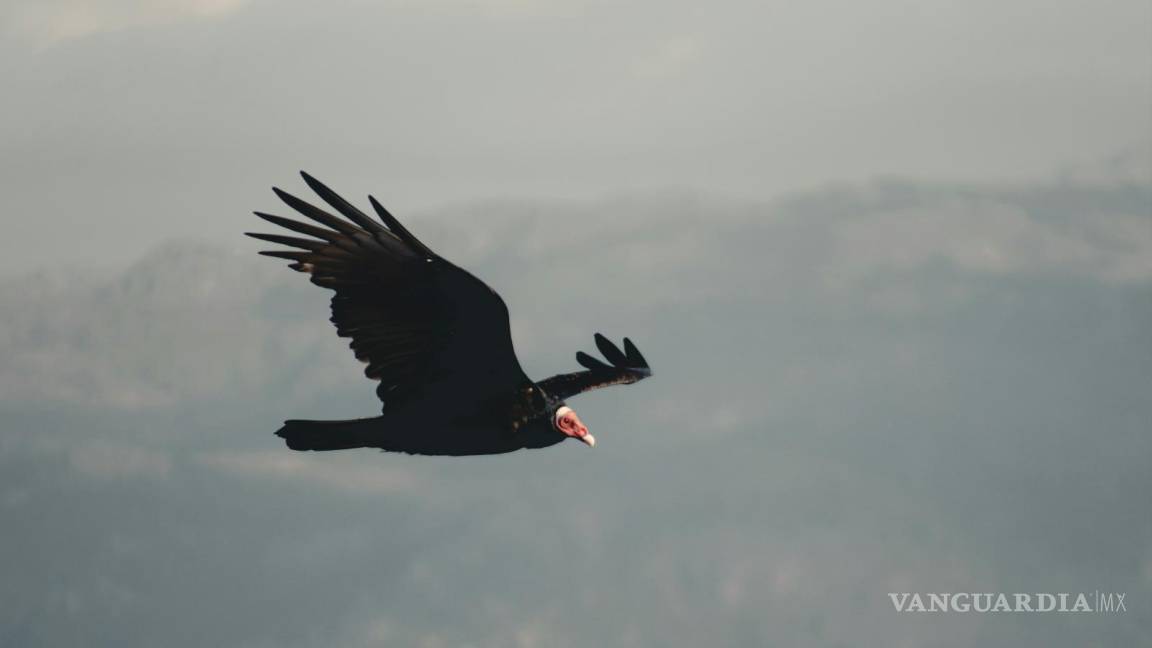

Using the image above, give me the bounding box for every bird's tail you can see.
[275,418,379,451]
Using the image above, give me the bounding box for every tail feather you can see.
[275,418,379,451]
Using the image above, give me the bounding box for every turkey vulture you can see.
[247,172,652,455]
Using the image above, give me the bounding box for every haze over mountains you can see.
[3,0,1148,642]
[2,174,1148,646]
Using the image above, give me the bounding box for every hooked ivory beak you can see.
[555,406,595,448]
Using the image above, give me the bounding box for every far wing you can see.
[248,172,529,410]
[537,334,652,401]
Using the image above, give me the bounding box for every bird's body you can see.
[279,377,563,455]
[248,172,652,456]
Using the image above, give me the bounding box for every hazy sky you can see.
[1,0,1149,274]
[2,180,1149,646]
[0,2,1150,646]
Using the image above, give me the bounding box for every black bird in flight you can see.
[247,172,652,455]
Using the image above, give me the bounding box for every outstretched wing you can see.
[537,333,652,401]
[247,171,529,410]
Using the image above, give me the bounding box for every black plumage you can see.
[247,172,652,455]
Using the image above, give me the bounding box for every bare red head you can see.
[553,406,595,447]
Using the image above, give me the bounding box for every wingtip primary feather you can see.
[258,250,309,261]
[368,195,395,221]
[245,232,324,250]
[594,333,629,367]
[253,211,339,242]
[576,351,611,371]
[622,337,650,369]
[369,195,436,258]
[272,186,362,236]
[299,171,389,234]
